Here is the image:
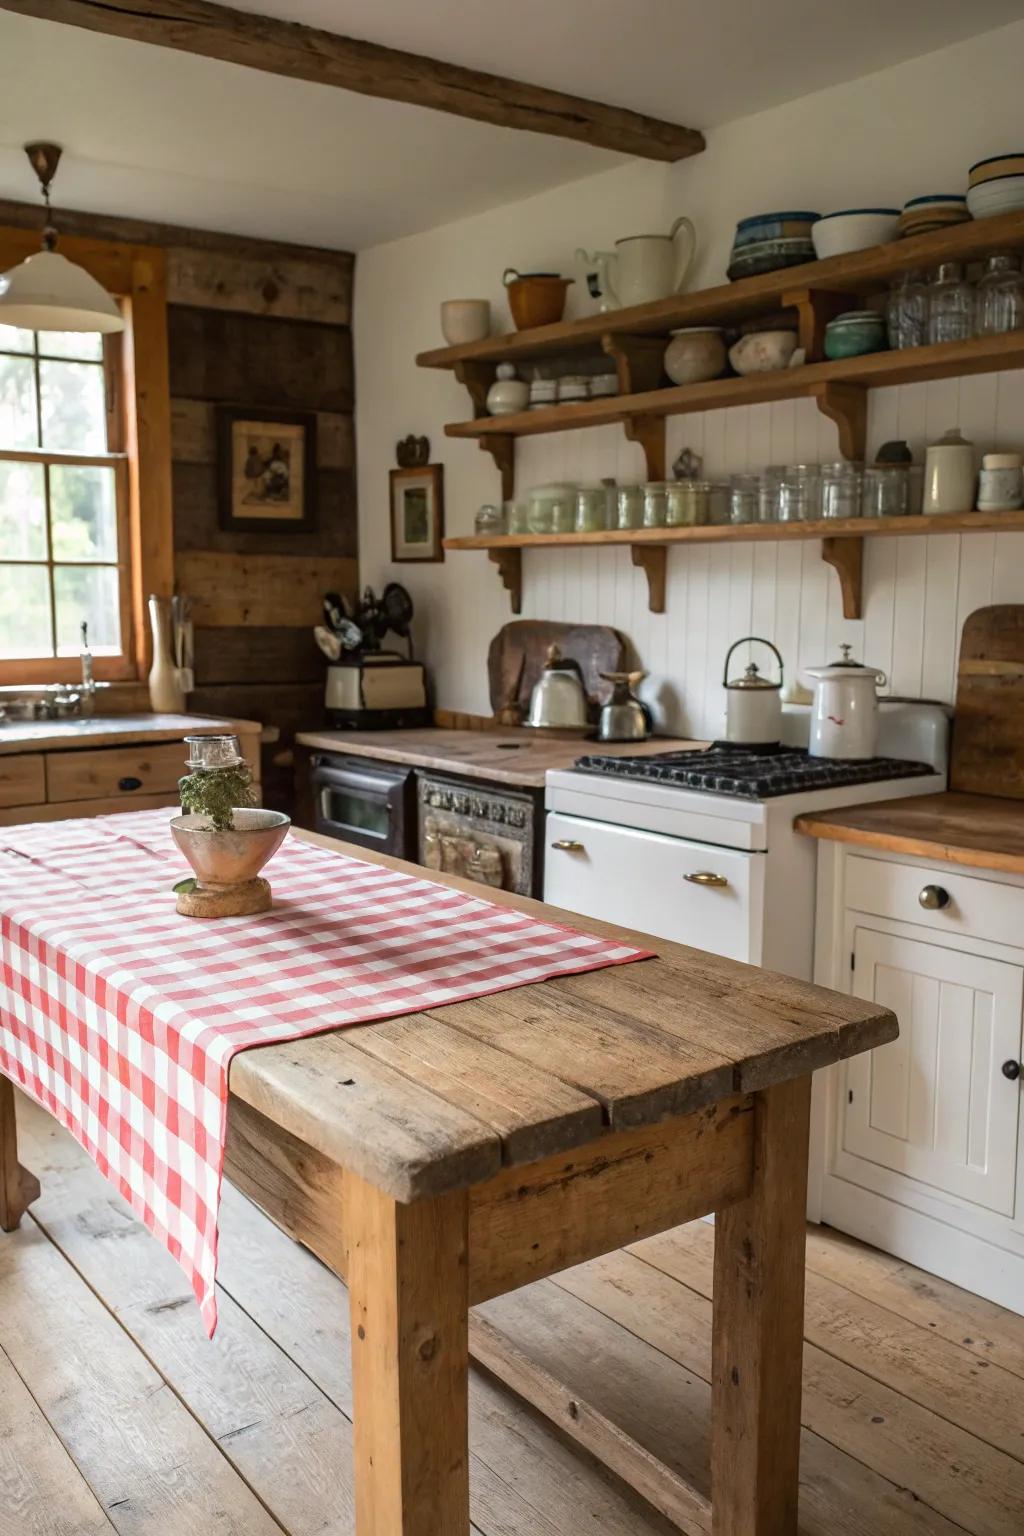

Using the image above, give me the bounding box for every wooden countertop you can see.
[228,823,896,1201]
[796,791,1024,876]
[294,726,699,788]
[0,713,260,756]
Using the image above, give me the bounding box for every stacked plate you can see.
[967,154,1024,218]
[727,210,818,281]
[898,194,970,238]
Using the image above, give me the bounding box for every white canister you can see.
[723,637,784,745]
[977,452,1023,511]
[486,362,529,416]
[804,646,887,760]
[923,427,975,514]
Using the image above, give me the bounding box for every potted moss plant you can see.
[171,736,289,917]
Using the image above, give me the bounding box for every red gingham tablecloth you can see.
[0,808,649,1333]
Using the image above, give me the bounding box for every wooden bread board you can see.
[487,621,625,720]
[950,605,1024,799]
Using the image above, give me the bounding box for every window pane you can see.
[0,353,38,449]
[55,564,120,655]
[0,324,33,354]
[50,464,118,562]
[37,331,104,362]
[40,359,106,452]
[0,563,51,658]
[0,460,47,559]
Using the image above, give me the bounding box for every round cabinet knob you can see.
[918,884,951,910]
[118,776,143,792]
[551,839,585,853]
[1002,1060,1022,1081]
[684,871,729,888]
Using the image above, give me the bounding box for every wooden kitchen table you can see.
[1,828,895,1536]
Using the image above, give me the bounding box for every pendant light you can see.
[0,143,124,333]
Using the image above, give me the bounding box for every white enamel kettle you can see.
[575,218,697,309]
[723,637,784,746]
[804,645,887,760]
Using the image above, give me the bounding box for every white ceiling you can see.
[0,2,1020,252]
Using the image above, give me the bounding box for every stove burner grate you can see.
[574,746,934,800]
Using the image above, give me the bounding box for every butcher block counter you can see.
[0,712,261,826]
[295,726,697,789]
[796,791,1024,877]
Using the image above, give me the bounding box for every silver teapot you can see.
[597,671,651,742]
[526,646,588,729]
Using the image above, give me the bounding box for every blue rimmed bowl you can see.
[812,209,900,259]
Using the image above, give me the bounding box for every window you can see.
[0,323,129,670]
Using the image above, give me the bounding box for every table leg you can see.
[346,1169,470,1536]
[710,1077,811,1536]
[1,1075,41,1233]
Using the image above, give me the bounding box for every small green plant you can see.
[178,763,257,832]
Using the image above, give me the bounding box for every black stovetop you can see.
[573,743,935,801]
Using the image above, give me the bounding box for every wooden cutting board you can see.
[487,621,625,720]
[950,605,1024,799]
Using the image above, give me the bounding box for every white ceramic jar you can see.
[486,362,529,416]
[923,427,976,514]
[804,646,887,760]
[977,452,1023,511]
[440,299,489,346]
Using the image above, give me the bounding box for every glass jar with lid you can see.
[758,465,784,522]
[666,480,709,526]
[707,482,731,525]
[862,465,911,518]
[729,474,759,525]
[886,269,928,350]
[506,498,530,534]
[616,485,644,529]
[820,462,863,520]
[926,262,973,345]
[574,485,609,533]
[778,464,821,522]
[974,253,1024,336]
[528,482,576,535]
[474,503,506,536]
[642,482,670,528]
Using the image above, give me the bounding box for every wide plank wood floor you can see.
[4,1093,1023,1536]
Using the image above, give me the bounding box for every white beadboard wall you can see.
[507,370,1024,740]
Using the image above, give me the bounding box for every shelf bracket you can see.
[454,359,497,419]
[479,434,515,500]
[821,536,863,620]
[624,415,666,481]
[631,544,667,613]
[601,333,667,395]
[782,287,849,362]
[489,547,522,613]
[812,382,867,462]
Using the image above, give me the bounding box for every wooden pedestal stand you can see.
[176,877,272,918]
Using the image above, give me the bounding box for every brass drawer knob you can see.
[684,870,729,888]
[918,884,951,910]
[551,839,585,852]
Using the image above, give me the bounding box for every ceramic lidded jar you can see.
[664,327,726,385]
[486,363,529,416]
[923,427,976,514]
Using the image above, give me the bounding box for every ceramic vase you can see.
[148,594,186,713]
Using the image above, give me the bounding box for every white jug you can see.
[576,218,697,310]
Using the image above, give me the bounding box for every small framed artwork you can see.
[389,463,445,562]
[217,407,317,532]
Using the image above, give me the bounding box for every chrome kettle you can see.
[526,645,588,729]
[597,671,651,742]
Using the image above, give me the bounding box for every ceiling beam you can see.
[0,0,705,163]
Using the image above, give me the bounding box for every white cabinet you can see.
[843,928,1022,1215]
[811,844,1024,1314]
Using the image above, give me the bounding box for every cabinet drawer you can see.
[46,742,188,804]
[0,753,45,808]
[543,812,759,961]
[846,853,1024,950]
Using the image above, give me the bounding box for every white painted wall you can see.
[355,21,1024,736]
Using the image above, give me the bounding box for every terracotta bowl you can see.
[505,275,573,330]
[171,808,290,889]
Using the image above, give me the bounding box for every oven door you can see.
[310,754,416,858]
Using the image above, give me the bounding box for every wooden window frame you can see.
[0,227,173,685]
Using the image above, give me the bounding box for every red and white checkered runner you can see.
[0,808,648,1333]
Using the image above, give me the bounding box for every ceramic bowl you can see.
[968,153,1024,186]
[811,209,900,259]
[823,310,888,360]
[733,210,820,248]
[728,330,799,375]
[171,808,290,889]
[966,176,1024,218]
[726,237,815,281]
[503,271,572,330]
[664,327,726,386]
[440,299,490,346]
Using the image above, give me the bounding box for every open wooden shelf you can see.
[444,511,1024,620]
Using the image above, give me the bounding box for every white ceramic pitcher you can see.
[577,217,697,309]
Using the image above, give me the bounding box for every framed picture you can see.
[389,463,445,562]
[217,407,316,532]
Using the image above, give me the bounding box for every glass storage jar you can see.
[820,462,863,520]
[974,254,1024,336]
[643,482,670,528]
[506,498,530,534]
[758,465,784,522]
[729,474,760,525]
[528,482,576,534]
[886,269,928,350]
[777,464,821,522]
[616,485,644,529]
[707,482,731,525]
[475,503,506,536]
[926,262,973,345]
[862,465,911,518]
[574,485,609,532]
[666,480,709,526]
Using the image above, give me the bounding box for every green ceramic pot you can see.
[824,311,888,360]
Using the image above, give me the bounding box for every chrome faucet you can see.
[80,621,96,709]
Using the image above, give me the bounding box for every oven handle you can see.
[683,870,729,888]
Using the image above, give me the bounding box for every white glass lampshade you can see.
[0,248,124,333]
